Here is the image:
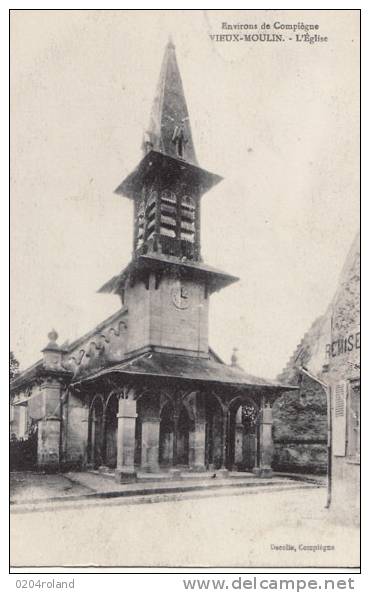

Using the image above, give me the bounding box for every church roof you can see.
[145,37,197,165]
[72,350,296,394]
[98,252,239,295]
[115,39,222,200]
[114,150,222,200]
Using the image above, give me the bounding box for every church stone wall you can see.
[125,273,209,355]
[67,307,129,378]
[125,280,151,353]
[148,275,208,354]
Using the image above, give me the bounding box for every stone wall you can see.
[67,307,128,380]
[125,272,209,355]
[273,377,327,474]
[273,320,329,474]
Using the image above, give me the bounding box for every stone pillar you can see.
[141,417,160,473]
[81,404,90,467]
[98,410,108,471]
[172,409,179,467]
[88,414,96,468]
[169,409,182,478]
[37,330,65,470]
[189,421,206,471]
[256,402,273,478]
[115,398,137,483]
[37,416,61,470]
[234,421,244,469]
[219,408,230,476]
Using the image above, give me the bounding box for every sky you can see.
[10,10,359,380]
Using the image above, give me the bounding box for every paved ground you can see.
[10,472,93,503]
[10,470,322,508]
[10,484,359,568]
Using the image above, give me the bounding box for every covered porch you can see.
[71,350,296,482]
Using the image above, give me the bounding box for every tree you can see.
[10,351,20,381]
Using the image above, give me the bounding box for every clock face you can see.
[171,284,190,309]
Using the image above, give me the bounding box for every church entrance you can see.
[158,400,192,468]
[228,399,259,471]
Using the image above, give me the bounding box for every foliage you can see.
[242,404,258,429]
[10,351,20,381]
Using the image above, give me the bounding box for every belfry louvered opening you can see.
[160,190,177,238]
[180,195,195,243]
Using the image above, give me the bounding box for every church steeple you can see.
[114,39,222,263]
[142,37,197,165]
[100,39,238,327]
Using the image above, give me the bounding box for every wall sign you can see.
[326,331,360,358]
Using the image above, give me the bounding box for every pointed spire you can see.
[143,38,198,165]
[167,35,175,49]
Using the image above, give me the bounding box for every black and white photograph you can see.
[9,9,360,571]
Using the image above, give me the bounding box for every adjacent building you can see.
[273,232,360,523]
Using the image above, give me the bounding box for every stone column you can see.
[141,417,160,473]
[115,398,137,483]
[219,408,230,477]
[189,421,206,471]
[172,409,179,467]
[37,377,64,470]
[257,401,273,478]
[81,404,90,468]
[37,416,61,470]
[37,330,65,470]
[234,421,244,469]
[169,408,182,478]
[98,410,109,471]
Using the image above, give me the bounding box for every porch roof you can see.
[72,350,297,393]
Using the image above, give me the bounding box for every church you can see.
[10,39,296,482]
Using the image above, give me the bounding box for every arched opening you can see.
[88,396,104,469]
[159,401,174,467]
[205,394,224,469]
[105,394,118,469]
[229,398,259,472]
